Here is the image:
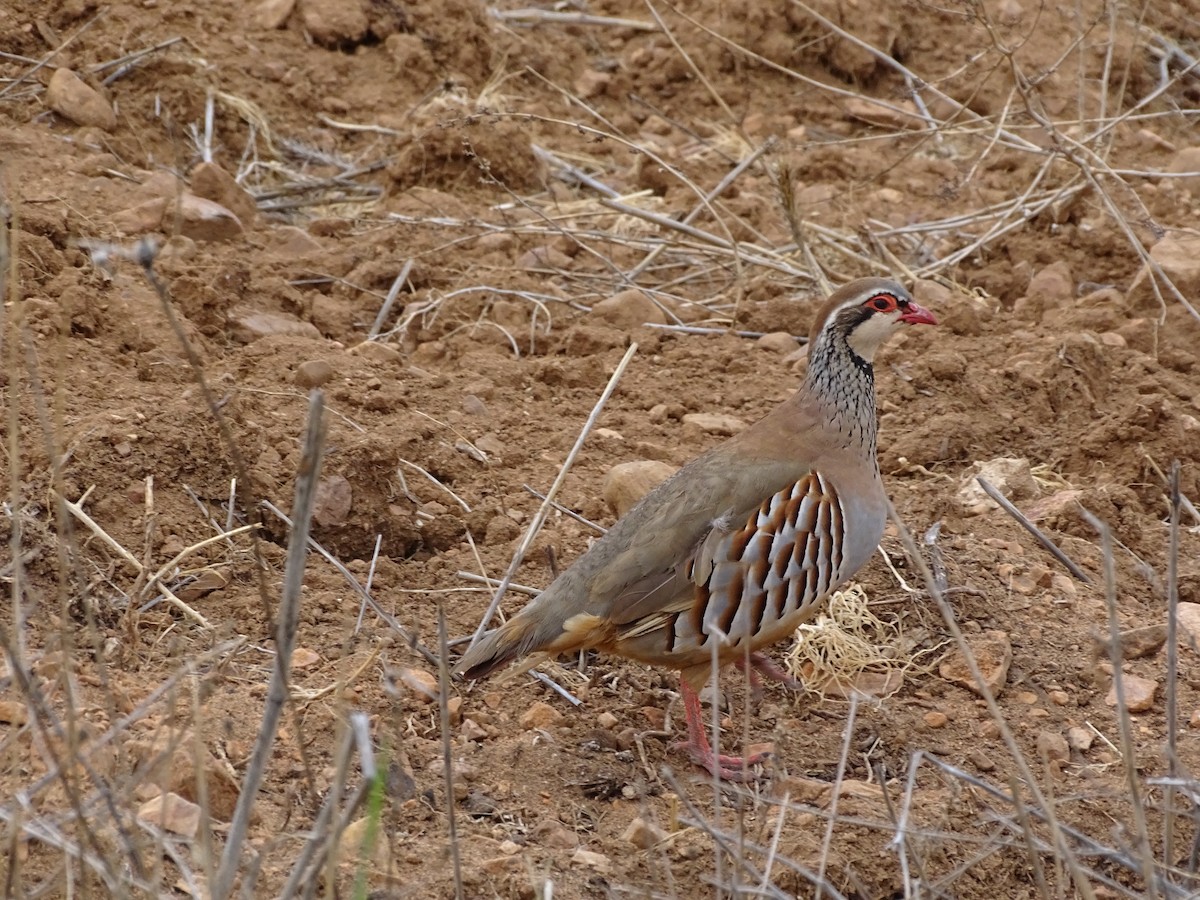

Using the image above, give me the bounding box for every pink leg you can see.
[733,652,803,701]
[675,680,771,782]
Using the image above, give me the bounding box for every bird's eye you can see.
[868,294,897,312]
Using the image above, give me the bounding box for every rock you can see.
[520,701,563,730]
[938,630,1012,696]
[176,569,227,601]
[1067,726,1094,751]
[843,97,922,131]
[1166,146,1200,193]
[300,0,368,45]
[190,162,258,225]
[0,701,28,725]
[1014,260,1073,321]
[571,848,612,873]
[167,193,244,242]
[137,792,202,836]
[589,290,668,329]
[1191,710,1200,729]
[291,647,320,668]
[460,718,488,742]
[1048,690,1070,705]
[295,359,335,388]
[756,331,799,353]
[1036,730,1069,763]
[621,816,667,849]
[397,667,438,701]
[597,711,619,729]
[602,460,678,517]
[968,749,996,771]
[475,433,504,457]
[1127,235,1200,310]
[253,0,296,28]
[462,395,488,416]
[111,197,168,234]
[574,69,611,99]
[46,68,116,130]
[1021,489,1084,523]
[682,412,747,435]
[1095,624,1167,661]
[534,820,579,849]
[1176,603,1200,645]
[518,245,572,271]
[313,474,352,526]
[922,711,948,728]
[268,225,324,258]
[814,669,904,700]
[338,816,391,867]
[129,730,239,819]
[346,341,403,365]
[957,457,1036,515]
[229,311,321,343]
[1105,674,1157,713]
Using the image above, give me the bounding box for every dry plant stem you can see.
[975,476,1091,583]
[212,390,325,900]
[522,484,607,534]
[1008,773,1052,899]
[368,259,413,340]
[465,342,639,651]
[262,500,439,668]
[1164,462,1181,875]
[492,7,657,29]
[884,497,1097,900]
[814,694,858,900]
[1080,507,1161,897]
[52,488,213,627]
[438,605,466,900]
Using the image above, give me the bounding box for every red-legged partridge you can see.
[456,278,937,780]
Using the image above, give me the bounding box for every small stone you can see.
[573,68,611,99]
[1013,260,1073,322]
[137,792,202,836]
[518,245,572,270]
[1105,674,1157,713]
[534,821,579,849]
[1048,690,1070,706]
[295,359,335,389]
[300,0,368,45]
[843,96,922,131]
[252,0,295,29]
[1190,710,1200,729]
[110,197,168,234]
[755,332,798,353]
[190,162,258,225]
[1067,726,1094,751]
[346,341,403,365]
[462,395,488,416]
[1096,624,1167,661]
[1036,730,1069,763]
[621,816,667,849]
[312,475,352,527]
[268,225,324,258]
[957,458,1036,515]
[1176,603,1200,644]
[1166,146,1200,192]
[520,701,563,730]
[938,630,1012,696]
[1127,235,1200,310]
[338,816,391,867]
[682,412,747,435]
[397,668,438,701]
[1017,691,1038,705]
[229,311,321,343]
[968,749,996,771]
[446,696,463,726]
[978,720,1001,739]
[46,68,116,130]
[648,403,670,424]
[602,460,678,517]
[176,569,228,601]
[571,848,612,873]
[597,711,619,729]
[291,647,320,669]
[922,710,949,728]
[460,718,488,742]
[641,706,666,729]
[0,701,28,725]
[166,193,244,242]
[589,290,668,329]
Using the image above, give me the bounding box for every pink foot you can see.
[733,652,803,701]
[675,680,771,781]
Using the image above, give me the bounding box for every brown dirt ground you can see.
[2,0,1200,897]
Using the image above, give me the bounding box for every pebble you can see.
[1176,603,1200,643]
[252,0,296,28]
[571,848,612,873]
[968,749,996,772]
[938,630,1012,696]
[1101,624,1167,660]
[957,458,1036,514]
[229,311,320,343]
[460,718,488,742]
[1036,730,1069,763]
[1105,673,1157,713]
[597,711,619,729]
[300,0,368,44]
[922,711,949,728]
[535,820,579,849]
[520,701,563,730]
[46,68,116,130]
[137,792,201,837]
[110,197,168,234]
[1013,260,1073,322]
[168,193,245,242]
[621,816,667,849]
[1190,710,1200,729]
[1127,235,1200,310]
[0,701,28,725]
[1166,145,1200,192]
[602,460,678,517]
[396,667,438,701]
[682,412,748,435]
[190,162,258,225]
[1067,726,1094,751]
[1016,691,1038,705]
[268,225,324,258]
[589,289,668,329]
[1048,690,1070,706]
[518,245,573,270]
[312,475,352,526]
[755,331,798,353]
[295,359,335,389]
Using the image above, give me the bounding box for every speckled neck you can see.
[804,328,878,457]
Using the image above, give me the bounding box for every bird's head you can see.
[809,278,938,364]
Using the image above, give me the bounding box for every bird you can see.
[455,277,937,780]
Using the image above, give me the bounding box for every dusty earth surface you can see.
[2,0,1200,897]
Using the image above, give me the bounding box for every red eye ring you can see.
[868,294,898,312]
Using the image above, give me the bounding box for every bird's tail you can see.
[454,613,547,681]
